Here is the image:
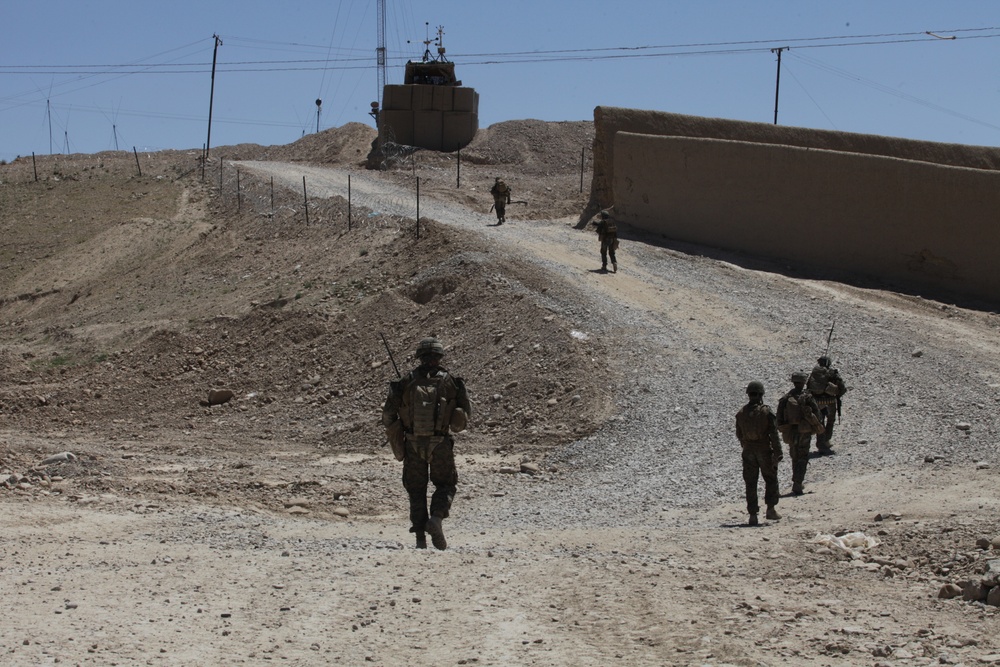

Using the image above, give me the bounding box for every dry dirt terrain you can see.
[1,120,999,667]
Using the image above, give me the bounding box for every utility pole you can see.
[771,47,787,125]
[206,34,222,159]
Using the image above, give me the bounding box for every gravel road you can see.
[238,160,1000,533]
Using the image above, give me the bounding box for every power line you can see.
[4,27,999,75]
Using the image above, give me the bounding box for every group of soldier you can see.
[735,356,848,526]
[488,179,620,274]
[383,193,846,547]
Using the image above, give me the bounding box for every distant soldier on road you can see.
[595,209,618,273]
[490,177,511,224]
[776,371,824,496]
[382,337,471,550]
[735,381,783,526]
[807,356,847,453]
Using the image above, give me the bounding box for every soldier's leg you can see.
[761,452,781,509]
[608,241,617,272]
[790,434,810,494]
[402,449,430,538]
[742,450,760,517]
[822,411,836,448]
[425,438,457,550]
[600,241,608,269]
[428,437,457,520]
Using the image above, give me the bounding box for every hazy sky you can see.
[2,1,998,161]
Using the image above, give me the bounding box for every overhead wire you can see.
[4,26,1000,146]
[7,28,1000,75]
[787,50,1000,132]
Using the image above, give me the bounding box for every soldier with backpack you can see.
[776,371,824,496]
[807,356,847,453]
[735,381,784,526]
[595,210,618,273]
[490,177,511,224]
[382,337,472,550]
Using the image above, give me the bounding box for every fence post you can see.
[302,176,309,225]
[133,147,142,176]
[270,176,274,218]
[237,169,242,213]
[456,146,461,188]
[416,176,420,240]
[580,145,585,193]
[32,152,38,182]
[348,174,352,231]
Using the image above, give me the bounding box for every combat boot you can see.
[748,514,759,526]
[791,483,804,496]
[612,261,617,273]
[426,515,447,551]
[415,533,427,549]
[765,505,781,521]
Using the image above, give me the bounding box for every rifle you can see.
[489,200,527,213]
[380,333,406,461]
[380,332,401,379]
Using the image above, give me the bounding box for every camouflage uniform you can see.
[807,356,847,452]
[776,372,823,496]
[736,381,783,525]
[490,178,511,224]
[382,338,471,550]
[595,210,618,272]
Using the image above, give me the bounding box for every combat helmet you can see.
[415,337,445,359]
[790,371,808,383]
[746,381,765,395]
[817,355,831,367]
[600,210,610,220]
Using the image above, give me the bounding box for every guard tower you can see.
[376,26,479,152]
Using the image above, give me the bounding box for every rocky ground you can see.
[1,120,999,666]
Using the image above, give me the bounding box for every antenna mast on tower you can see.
[376,0,386,108]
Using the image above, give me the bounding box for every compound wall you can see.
[593,107,1000,304]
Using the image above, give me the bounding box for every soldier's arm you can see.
[766,411,783,460]
[381,380,404,428]
[453,376,472,419]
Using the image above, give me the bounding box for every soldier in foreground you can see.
[807,355,848,453]
[490,177,511,224]
[735,381,783,526]
[776,371,824,495]
[595,210,618,273]
[382,337,471,550]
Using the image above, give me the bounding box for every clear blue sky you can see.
[3,1,999,162]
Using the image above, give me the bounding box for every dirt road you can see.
[2,157,999,666]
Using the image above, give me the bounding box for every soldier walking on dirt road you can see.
[807,355,847,453]
[490,177,511,225]
[595,210,618,273]
[776,371,824,496]
[735,381,783,526]
[382,337,472,550]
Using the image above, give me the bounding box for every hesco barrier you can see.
[591,106,1000,305]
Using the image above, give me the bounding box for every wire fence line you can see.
[213,159,423,234]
